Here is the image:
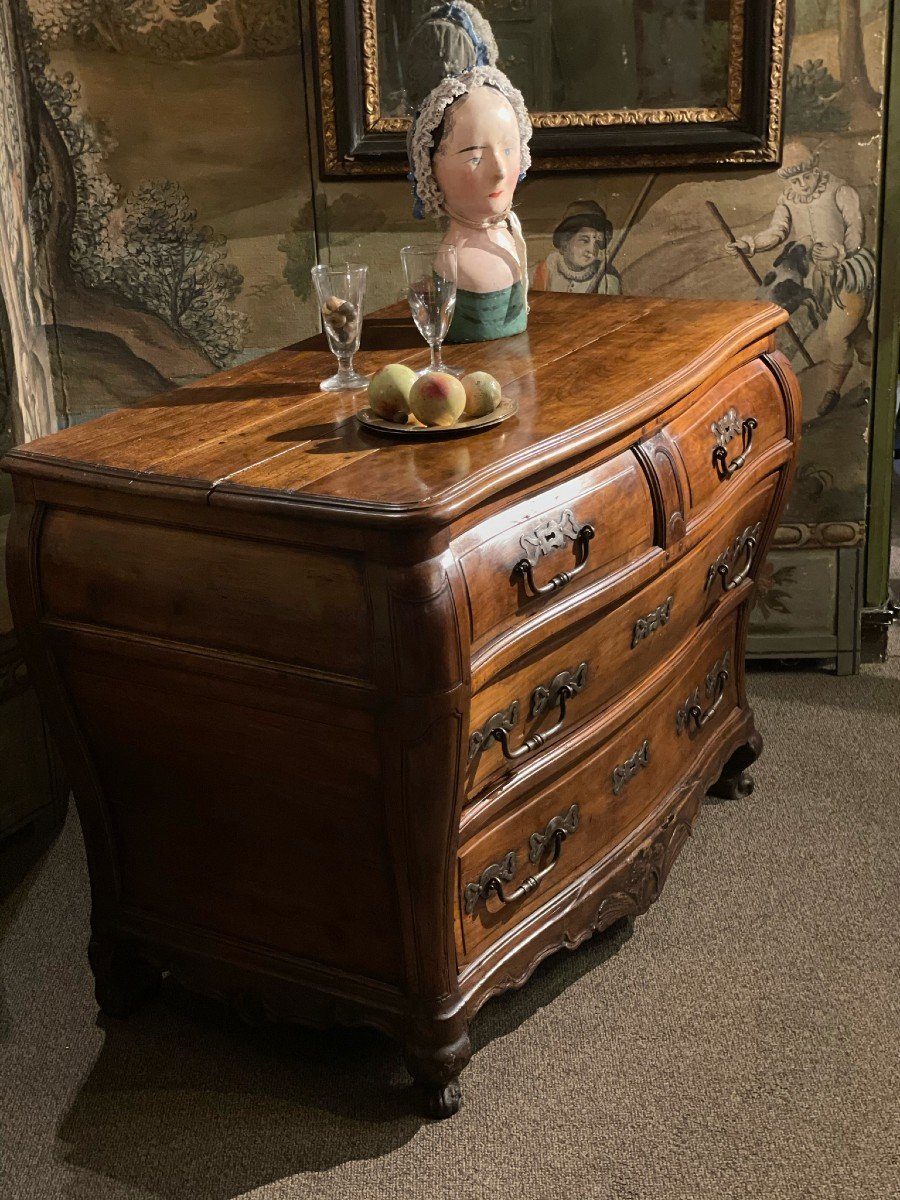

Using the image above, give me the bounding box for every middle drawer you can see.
[465,470,778,798]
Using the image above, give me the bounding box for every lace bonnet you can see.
[407,65,533,221]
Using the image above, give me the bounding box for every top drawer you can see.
[668,357,787,522]
[455,450,656,647]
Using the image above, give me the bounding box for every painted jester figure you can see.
[727,142,875,418]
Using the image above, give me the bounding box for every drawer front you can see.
[466,472,779,797]
[38,511,372,679]
[668,357,787,521]
[457,613,739,964]
[456,449,656,648]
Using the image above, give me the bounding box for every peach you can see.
[408,371,466,427]
[367,363,417,420]
[462,371,502,417]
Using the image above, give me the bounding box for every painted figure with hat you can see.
[532,200,622,295]
[726,141,875,417]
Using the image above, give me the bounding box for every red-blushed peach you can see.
[462,371,502,417]
[367,363,417,419]
[408,371,467,427]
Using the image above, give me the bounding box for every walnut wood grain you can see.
[1,293,799,1119]
[5,294,787,527]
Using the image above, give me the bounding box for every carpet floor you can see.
[2,591,898,1198]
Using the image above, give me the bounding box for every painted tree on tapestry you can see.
[29,0,299,59]
[114,182,246,365]
[29,0,156,52]
[280,193,387,302]
[170,0,298,57]
[839,0,880,107]
[16,0,248,375]
[786,59,849,132]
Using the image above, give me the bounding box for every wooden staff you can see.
[608,173,657,269]
[706,200,815,369]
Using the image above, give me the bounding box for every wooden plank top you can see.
[3,293,786,527]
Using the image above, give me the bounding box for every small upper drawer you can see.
[668,358,787,521]
[455,450,656,648]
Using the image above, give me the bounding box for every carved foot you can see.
[707,767,754,801]
[707,733,762,803]
[414,1077,462,1120]
[405,1026,471,1121]
[89,937,162,1019]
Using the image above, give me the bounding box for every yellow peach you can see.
[367,363,417,420]
[462,371,502,417]
[408,372,467,427]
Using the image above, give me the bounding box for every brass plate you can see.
[355,396,518,437]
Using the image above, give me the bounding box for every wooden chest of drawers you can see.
[2,293,800,1118]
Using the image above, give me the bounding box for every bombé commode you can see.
[2,292,800,1118]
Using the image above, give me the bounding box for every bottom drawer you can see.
[456,612,740,965]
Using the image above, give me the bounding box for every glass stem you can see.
[429,342,443,372]
[336,352,355,384]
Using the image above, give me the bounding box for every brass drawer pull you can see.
[720,537,757,591]
[712,412,757,480]
[676,652,731,735]
[612,739,650,795]
[491,662,588,763]
[463,851,517,916]
[514,523,596,598]
[705,521,762,593]
[468,700,520,763]
[463,804,580,915]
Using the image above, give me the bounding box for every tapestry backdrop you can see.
[0,0,891,661]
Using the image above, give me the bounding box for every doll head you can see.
[407,66,532,222]
[432,84,522,224]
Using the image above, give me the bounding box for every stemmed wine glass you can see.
[400,244,462,376]
[310,262,370,391]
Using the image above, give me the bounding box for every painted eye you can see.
[504,147,511,157]
[468,156,482,167]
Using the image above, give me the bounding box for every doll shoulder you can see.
[455,233,520,292]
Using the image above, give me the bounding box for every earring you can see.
[518,170,526,181]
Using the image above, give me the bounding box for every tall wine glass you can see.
[400,244,462,376]
[311,262,370,391]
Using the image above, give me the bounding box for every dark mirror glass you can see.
[376,0,734,118]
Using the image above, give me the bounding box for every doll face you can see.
[432,85,521,222]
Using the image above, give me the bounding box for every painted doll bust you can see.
[407,66,533,343]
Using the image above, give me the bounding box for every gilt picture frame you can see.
[312,0,787,177]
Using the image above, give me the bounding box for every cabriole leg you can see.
[707,732,763,802]
[405,1027,471,1120]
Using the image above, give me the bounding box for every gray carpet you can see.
[2,583,899,1197]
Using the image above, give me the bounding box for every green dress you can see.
[446,281,528,343]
